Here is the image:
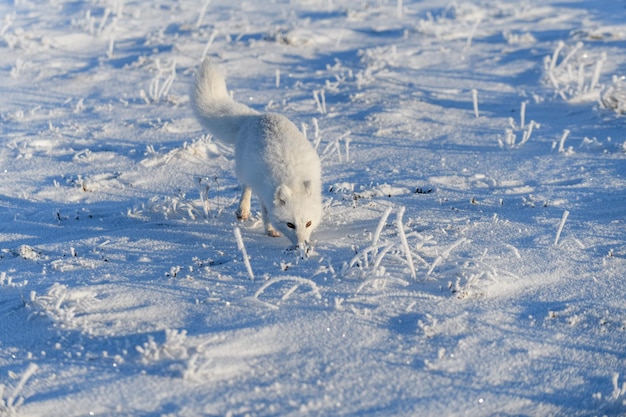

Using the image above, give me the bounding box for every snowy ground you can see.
[1,0,626,416]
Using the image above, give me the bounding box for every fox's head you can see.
[272,181,322,248]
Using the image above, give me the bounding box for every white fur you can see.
[193,59,322,247]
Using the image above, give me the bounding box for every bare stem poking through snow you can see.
[466,19,481,52]
[1,363,39,414]
[312,118,321,149]
[313,89,327,114]
[610,373,626,400]
[201,30,218,60]
[549,41,565,73]
[254,276,321,308]
[142,59,177,104]
[427,238,470,277]
[558,129,570,153]
[554,210,570,247]
[472,89,479,118]
[234,227,254,280]
[196,0,212,29]
[397,206,416,280]
[195,176,210,218]
[373,207,393,248]
[107,36,115,58]
[590,52,606,91]
[519,120,538,147]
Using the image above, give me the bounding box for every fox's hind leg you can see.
[236,186,252,220]
[261,204,281,237]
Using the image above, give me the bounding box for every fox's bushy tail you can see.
[192,59,258,145]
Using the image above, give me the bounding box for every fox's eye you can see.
[306,221,312,228]
[287,222,295,229]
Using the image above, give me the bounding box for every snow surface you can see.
[1,0,626,416]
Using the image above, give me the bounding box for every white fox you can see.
[192,59,322,247]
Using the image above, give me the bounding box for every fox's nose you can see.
[296,241,311,257]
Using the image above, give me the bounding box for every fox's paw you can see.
[236,209,250,221]
[266,229,281,238]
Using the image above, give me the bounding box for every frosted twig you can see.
[504,243,522,259]
[520,101,526,129]
[397,206,416,279]
[253,276,321,305]
[5,363,39,410]
[471,89,479,118]
[426,238,469,277]
[313,89,327,114]
[336,131,351,163]
[576,63,585,92]
[107,36,115,58]
[504,129,516,148]
[443,238,470,258]
[426,256,441,277]
[519,120,537,147]
[0,16,12,37]
[320,140,340,163]
[590,52,606,91]
[84,10,95,35]
[233,227,254,280]
[548,67,560,90]
[313,90,322,113]
[195,176,210,218]
[160,59,177,99]
[320,133,349,163]
[559,41,583,69]
[347,248,367,270]
[549,41,565,73]
[558,129,570,153]
[354,276,410,295]
[554,210,569,247]
[312,118,321,149]
[195,0,212,29]
[282,284,300,301]
[148,60,162,100]
[301,123,308,141]
[275,68,281,88]
[213,176,222,215]
[201,30,218,60]
[610,373,626,400]
[466,19,481,51]
[334,140,342,163]
[96,8,111,36]
[334,29,345,48]
[372,242,395,273]
[146,59,177,103]
[372,207,393,247]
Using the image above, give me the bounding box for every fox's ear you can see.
[274,185,292,206]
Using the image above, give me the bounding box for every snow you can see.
[1,0,625,415]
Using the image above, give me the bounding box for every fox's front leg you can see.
[262,204,280,237]
[236,186,252,220]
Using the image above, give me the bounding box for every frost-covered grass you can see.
[1,0,626,416]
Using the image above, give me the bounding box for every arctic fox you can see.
[192,59,322,247]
